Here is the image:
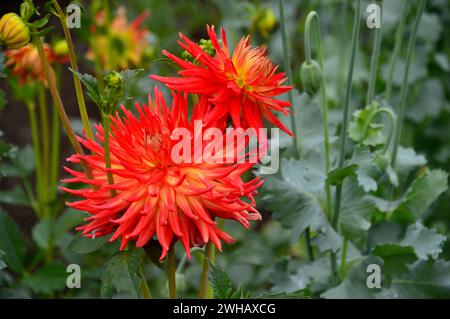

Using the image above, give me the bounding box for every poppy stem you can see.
[331,0,362,283]
[51,0,94,140]
[384,0,410,102]
[391,0,427,168]
[279,0,299,158]
[366,0,383,105]
[168,245,177,299]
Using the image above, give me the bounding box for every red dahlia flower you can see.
[150,25,294,138]
[62,89,262,259]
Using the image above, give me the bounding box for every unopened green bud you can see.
[104,71,123,88]
[300,60,323,96]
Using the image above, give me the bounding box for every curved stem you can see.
[391,0,427,167]
[279,0,299,158]
[34,36,94,181]
[167,246,177,299]
[331,0,362,282]
[373,107,396,153]
[367,1,383,105]
[198,241,214,299]
[52,0,93,140]
[385,1,410,101]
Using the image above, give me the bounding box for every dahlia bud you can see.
[53,39,69,56]
[102,71,124,114]
[252,7,276,38]
[300,60,323,96]
[0,13,31,49]
[182,39,216,63]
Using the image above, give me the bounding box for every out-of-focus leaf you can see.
[408,79,445,123]
[0,210,27,273]
[0,249,7,271]
[209,263,250,299]
[0,90,6,110]
[351,148,380,192]
[69,69,102,106]
[394,169,448,222]
[348,102,386,147]
[326,164,358,186]
[263,156,341,252]
[67,233,110,254]
[0,185,30,207]
[22,263,67,295]
[101,250,150,299]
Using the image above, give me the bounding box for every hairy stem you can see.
[101,113,116,196]
[38,86,50,218]
[198,241,214,299]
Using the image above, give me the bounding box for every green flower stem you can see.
[168,245,177,299]
[52,0,94,141]
[391,0,427,167]
[366,0,383,105]
[281,0,314,261]
[331,0,362,282]
[304,11,332,222]
[279,0,299,158]
[38,86,50,218]
[101,113,116,196]
[25,100,43,219]
[34,36,94,181]
[50,66,62,206]
[198,241,214,299]
[338,238,348,280]
[385,1,410,101]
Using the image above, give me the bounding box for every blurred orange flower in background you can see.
[86,6,152,70]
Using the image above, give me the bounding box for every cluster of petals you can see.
[62,89,263,259]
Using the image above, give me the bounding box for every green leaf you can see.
[32,218,53,250]
[263,156,341,252]
[101,250,150,299]
[120,69,144,82]
[351,148,380,192]
[0,185,31,207]
[0,90,6,111]
[22,263,67,295]
[209,263,250,299]
[69,68,102,106]
[374,222,446,260]
[394,169,448,223]
[66,233,110,254]
[0,210,27,273]
[395,146,427,174]
[377,259,450,298]
[326,164,358,186]
[348,102,386,147]
[339,178,375,239]
[0,249,7,271]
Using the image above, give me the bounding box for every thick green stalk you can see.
[366,0,383,105]
[52,0,94,140]
[168,246,177,299]
[34,36,94,180]
[279,0,299,158]
[38,86,50,217]
[331,0,362,282]
[391,0,427,167]
[101,113,116,196]
[198,241,214,299]
[385,1,410,101]
[26,100,43,219]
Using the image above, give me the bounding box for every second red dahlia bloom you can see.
[62,89,262,259]
[151,25,294,138]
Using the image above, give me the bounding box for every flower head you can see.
[151,25,293,138]
[0,13,30,49]
[86,6,151,70]
[5,42,55,85]
[61,88,262,259]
